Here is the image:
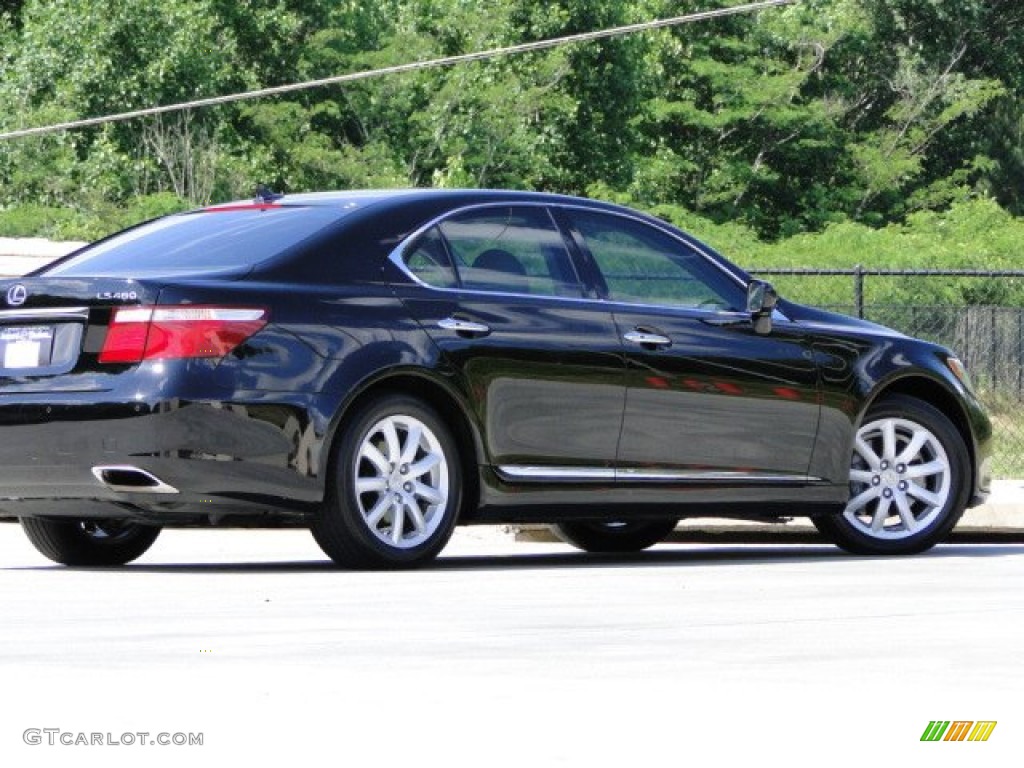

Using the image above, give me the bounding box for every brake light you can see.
[99,306,268,363]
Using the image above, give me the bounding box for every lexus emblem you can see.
[6,284,27,307]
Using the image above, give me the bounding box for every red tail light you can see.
[99,306,268,363]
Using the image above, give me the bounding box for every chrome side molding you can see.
[499,466,615,481]
[497,465,823,484]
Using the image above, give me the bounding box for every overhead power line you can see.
[0,0,794,142]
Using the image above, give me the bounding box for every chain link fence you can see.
[752,268,1024,478]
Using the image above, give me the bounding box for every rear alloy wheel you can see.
[312,395,461,569]
[813,395,970,555]
[552,519,678,553]
[20,518,161,566]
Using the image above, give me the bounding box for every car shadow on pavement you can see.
[430,543,1024,572]
[7,543,1024,574]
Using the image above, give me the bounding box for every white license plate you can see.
[1,326,54,369]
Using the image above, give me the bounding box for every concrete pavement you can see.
[1,524,1022,767]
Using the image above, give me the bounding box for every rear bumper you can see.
[0,399,324,522]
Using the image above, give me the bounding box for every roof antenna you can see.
[254,184,284,204]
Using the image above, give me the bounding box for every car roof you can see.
[199,189,753,285]
[208,188,628,215]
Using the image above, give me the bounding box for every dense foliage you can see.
[1,0,1022,280]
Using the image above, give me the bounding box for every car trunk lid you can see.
[0,277,158,379]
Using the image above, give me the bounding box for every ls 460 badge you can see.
[96,291,139,301]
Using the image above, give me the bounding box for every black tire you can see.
[312,394,462,569]
[551,519,678,553]
[20,518,161,566]
[813,394,970,555]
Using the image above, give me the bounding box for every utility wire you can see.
[0,0,793,142]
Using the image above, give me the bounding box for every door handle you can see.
[438,316,491,336]
[623,330,672,348]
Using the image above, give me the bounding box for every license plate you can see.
[1,326,54,369]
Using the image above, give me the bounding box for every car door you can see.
[392,204,626,475]
[560,207,821,480]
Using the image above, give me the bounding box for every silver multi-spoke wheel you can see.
[814,394,968,556]
[312,395,461,569]
[353,414,450,549]
[844,417,951,540]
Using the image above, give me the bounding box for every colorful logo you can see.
[921,721,997,742]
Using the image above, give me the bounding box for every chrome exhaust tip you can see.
[91,465,179,495]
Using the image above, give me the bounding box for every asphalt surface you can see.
[1,523,1022,767]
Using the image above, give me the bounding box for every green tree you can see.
[0,0,1021,244]
[628,0,855,236]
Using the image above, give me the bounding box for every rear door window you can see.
[402,227,460,288]
[437,207,582,297]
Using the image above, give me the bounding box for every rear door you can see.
[393,205,626,475]
[560,208,821,480]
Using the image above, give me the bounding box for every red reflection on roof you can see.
[204,203,283,213]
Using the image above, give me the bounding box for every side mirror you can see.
[746,279,778,335]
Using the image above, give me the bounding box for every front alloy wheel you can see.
[312,395,461,569]
[20,518,161,566]
[814,394,969,555]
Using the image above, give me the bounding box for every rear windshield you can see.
[44,206,346,277]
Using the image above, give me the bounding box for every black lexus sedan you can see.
[0,189,992,568]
